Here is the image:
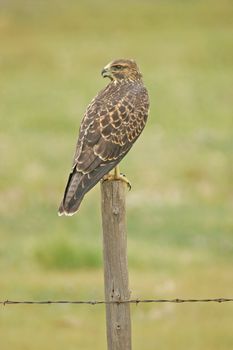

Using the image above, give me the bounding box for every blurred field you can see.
[0,0,233,349]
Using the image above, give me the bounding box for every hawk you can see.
[58,59,149,216]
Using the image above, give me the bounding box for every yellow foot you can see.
[102,173,131,190]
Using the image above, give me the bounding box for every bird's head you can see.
[101,59,142,82]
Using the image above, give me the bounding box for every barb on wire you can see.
[1,297,233,306]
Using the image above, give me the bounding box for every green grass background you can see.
[0,0,233,349]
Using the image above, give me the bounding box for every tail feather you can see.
[58,162,116,216]
[58,171,83,216]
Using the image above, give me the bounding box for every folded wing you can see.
[58,84,149,216]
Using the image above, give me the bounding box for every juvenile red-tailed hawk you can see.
[58,59,149,216]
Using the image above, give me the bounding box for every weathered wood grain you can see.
[101,180,132,350]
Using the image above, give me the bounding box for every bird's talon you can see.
[117,174,131,190]
[102,172,131,190]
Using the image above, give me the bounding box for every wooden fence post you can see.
[101,180,132,350]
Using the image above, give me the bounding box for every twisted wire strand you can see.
[1,298,233,306]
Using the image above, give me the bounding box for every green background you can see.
[0,0,232,349]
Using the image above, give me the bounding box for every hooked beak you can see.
[101,67,111,78]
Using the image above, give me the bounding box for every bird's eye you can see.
[113,65,123,70]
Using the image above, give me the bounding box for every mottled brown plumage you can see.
[58,59,149,216]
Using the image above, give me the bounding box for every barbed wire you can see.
[1,297,233,306]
